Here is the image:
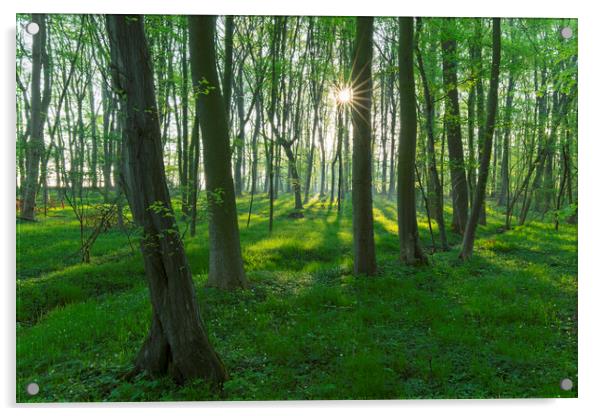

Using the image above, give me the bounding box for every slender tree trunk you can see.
[387,89,397,199]
[188,112,201,237]
[88,75,98,189]
[223,16,234,124]
[189,15,249,290]
[498,75,515,206]
[473,23,487,225]
[247,95,261,227]
[180,31,190,216]
[281,141,304,210]
[415,18,448,250]
[106,14,227,384]
[22,14,49,220]
[304,112,317,203]
[234,64,245,196]
[101,83,113,200]
[460,18,501,259]
[319,123,326,198]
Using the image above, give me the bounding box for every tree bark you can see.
[188,15,249,290]
[22,14,50,220]
[223,16,234,125]
[398,17,427,265]
[441,18,469,234]
[351,17,377,275]
[415,17,448,251]
[460,18,501,259]
[498,75,515,206]
[106,14,227,384]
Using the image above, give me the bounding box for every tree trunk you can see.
[223,16,234,124]
[281,141,304,210]
[188,15,249,290]
[22,14,49,221]
[460,18,501,259]
[473,23,487,225]
[441,18,469,234]
[498,75,515,206]
[89,74,98,189]
[180,31,190,217]
[101,83,114,200]
[398,17,428,265]
[387,86,397,199]
[106,14,227,384]
[350,17,377,275]
[234,63,245,196]
[415,18,448,251]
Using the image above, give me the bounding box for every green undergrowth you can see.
[16,193,577,401]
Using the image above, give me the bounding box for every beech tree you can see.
[460,18,502,259]
[106,14,227,383]
[397,17,427,265]
[21,14,50,220]
[441,18,469,234]
[188,15,249,289]
[351,16,377,276]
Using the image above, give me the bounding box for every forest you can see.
[16,14,577,401]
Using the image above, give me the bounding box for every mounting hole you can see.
[560,378,573,391]
[561,27,573,39]
[26,382,39,396]
[25,22,40,35]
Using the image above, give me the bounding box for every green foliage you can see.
[17,195,577,401]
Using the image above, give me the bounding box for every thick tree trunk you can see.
[460,18,501,259]
[106,14,227,384]
[441,19,469,234]
[398,17,427,265]
[188,15,249,290]
[351,17,377,275]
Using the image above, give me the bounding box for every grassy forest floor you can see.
[16,193,577,401]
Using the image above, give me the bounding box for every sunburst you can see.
[331,58,374,128]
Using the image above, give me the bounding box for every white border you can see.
[2,1,600,415]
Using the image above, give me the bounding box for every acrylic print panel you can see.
[15,14,577,402]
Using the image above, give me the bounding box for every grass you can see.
[16,192,577,401]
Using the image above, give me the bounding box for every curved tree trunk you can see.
[106,14,227,384]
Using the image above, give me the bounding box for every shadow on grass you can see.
[16,193,578,402]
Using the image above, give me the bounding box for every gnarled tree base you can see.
[131,312,228,386]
